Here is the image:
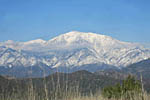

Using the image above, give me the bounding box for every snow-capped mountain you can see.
[0,31,150,77]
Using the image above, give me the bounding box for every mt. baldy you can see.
[0,31,150,77]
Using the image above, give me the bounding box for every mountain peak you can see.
[5,40,15,44]
[64,31,107,38]
[49,31,116,44]
[24,39,46,45]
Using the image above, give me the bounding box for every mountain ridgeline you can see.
[0,69,150,100]
[0,31,150,77]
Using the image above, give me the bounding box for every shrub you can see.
[102,75,142,99]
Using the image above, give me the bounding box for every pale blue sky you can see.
[0,0,150,43]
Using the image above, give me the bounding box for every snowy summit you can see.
[0,31,150,70]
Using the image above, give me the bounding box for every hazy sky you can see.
[0,0,150,43]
